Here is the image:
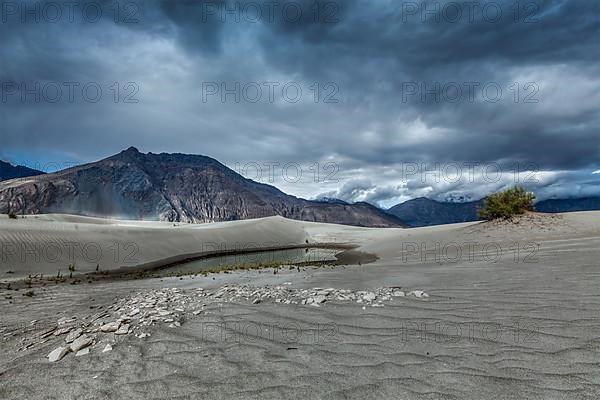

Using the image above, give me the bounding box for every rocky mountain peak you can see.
[0,149,405,227]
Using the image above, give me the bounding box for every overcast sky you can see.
[1,0,598,207]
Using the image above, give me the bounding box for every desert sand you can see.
[1,212,600,399]
[0,214,313,279]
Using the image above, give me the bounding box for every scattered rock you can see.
[363,292,376,302]
[75,348,90,357]
[54,327,72,336]
[57,317,76,326]
[39,327,57,339]
[408,290,429,299]
[65,329,83,343]
[115,324,130,335]
[100,322,120,333]
[23,284,431,360]
[48,346,70,362]
[70,335,92,352]
[313,295,327,304]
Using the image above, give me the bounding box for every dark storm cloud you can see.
[0,0,598,205]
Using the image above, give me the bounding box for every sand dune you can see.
[0,214,310,279]
[1,212,600,399]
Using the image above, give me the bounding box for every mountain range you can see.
[386,196,600,227]
[1,149,598,227]
[0,160,44,181]
[0,148,403,227]
[535,197,600,213]
[386,197,484,227]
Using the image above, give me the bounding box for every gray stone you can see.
[75,348,90,357]
[409,290,429,298]
[100,322,120,333]
[48,346,70,362]
[115,324,130,335]
[363,292,376,302]
[54,327,72,336]
[65,328,83,343]
[313,295,327,304]
[70,335,93,352]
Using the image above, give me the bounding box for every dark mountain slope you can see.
[0,147,404,227]
[0,160,44,181]
[387,197,483,227]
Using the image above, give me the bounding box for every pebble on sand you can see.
[102,344,113,353]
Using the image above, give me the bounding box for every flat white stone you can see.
[102,344,113,353]
[65,328,83,343]
[75,348,90,357]
[48,346,70,362]
[70,335,93,352]
[115,324,130,335]
[100,322,120,333]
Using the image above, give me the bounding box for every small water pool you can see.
[156,247,341,277]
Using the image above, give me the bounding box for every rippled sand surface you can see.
[1,212,600,399]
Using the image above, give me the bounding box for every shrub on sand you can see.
[478,186,535,220]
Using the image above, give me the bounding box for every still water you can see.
[158,247,340,276]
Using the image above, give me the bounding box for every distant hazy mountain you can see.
[314,197,350,205]
[388,196,600,227]
[387,197,484,227]
[0,160,44,181]
[0,147,404,227]
[535,197,600,213]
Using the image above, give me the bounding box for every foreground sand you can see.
[1,212,600,399]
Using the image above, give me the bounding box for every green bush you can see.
[478,186,535,220]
